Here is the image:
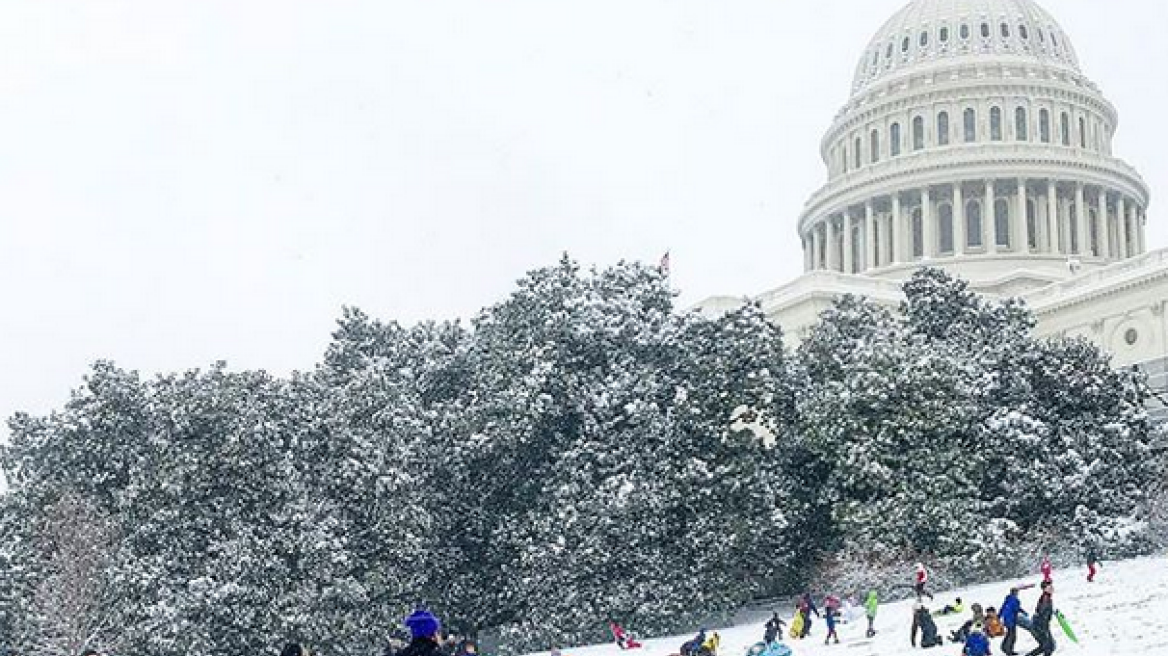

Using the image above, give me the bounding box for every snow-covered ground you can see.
[538,556,1168,656]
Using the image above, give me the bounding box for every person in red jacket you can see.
[1040,555,1053,583]
[914,563,934,601]
[609,621,642,650]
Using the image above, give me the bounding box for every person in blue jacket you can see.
[963,625,992,656]
[999,587,1022,656]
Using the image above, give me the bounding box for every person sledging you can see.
[610,621,642,650]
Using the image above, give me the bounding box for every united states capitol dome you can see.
[852,0,1081,94]
[797,0,1150,294]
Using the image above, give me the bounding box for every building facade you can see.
[704,0,1168,380]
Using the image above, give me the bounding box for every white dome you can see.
[853,0,1081,93]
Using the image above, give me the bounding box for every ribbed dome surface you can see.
[852,0,1080,93]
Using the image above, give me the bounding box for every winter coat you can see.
[915,566,928,585]
[1032,592,1053,631]
[763,616,785,643]
[983,612,1005,638]
[999,593,1022,628]
[911,608,941,648]
[398,638,444,656]
[865,591,878,618]
[800,595,820,618]
[1040,557,1053,581]
[963,632,991,656]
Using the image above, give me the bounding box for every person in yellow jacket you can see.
[864,590,878,638]
[701,631,720,656]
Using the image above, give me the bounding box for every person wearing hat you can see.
[399,608,445,656]
[281,645,308,656]
[962,624,992,656]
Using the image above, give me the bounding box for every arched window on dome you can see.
[1019,24,1029,41]
[960,24,971,40]
[995,198,1011,248]
[966,199,984,249]
[1015,107,1029,141]
[855,137,862,169]
[939,203,955,255]
[911,207,924,259]
[1000,23,1010,39]
[940,26,950,44]
[981,23,991,39]
[920,31,929,48]
[1079,117,1088,149]
[1051,32,1060,48]
[887,42,895,60]
[1039,109,1051,143]
[913,116,925,151]
[1061,112,1071,146]
[871,129,881,163]
[937,111,950,146]
[841,146,848,173]
[964,108,977,143]
[1038,28,1046,44]
[1027,199,1038,250]
[902,36,911,54]
[890,122,902,156]
[991,107,1003,141]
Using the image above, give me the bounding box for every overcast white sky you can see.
[1,0,1165,429]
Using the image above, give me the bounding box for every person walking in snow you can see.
[864,590,878,638]
[798,593,820,638]
[398,609,445,656]
[763,612,786,644]
[823,604,840,645]
[914,563,934,601]
[999,587,1023,656]
[1086,547,1100,583]
[1024,581,1056,656]
[1040,554,1053,583]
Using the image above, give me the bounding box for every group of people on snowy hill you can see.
[262,550,1100,656]
[909,554,1088,656]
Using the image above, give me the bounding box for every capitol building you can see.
[702,0,1167,389]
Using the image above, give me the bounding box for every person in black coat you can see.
[763,613,786,643]
[910,605,942,648]
[1024,581,1056,656]
[399,608,446,656]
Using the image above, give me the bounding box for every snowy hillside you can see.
[536,557,1168,656]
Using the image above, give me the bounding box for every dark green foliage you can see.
[0,263,1161,654]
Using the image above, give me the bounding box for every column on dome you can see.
[1075,183,1088,256]
[865,201,877,271]
[921,187,935,258]
[1015,179,1029,253]
[1098,188,1111,260]
[1117,195,1129,259]
[1047,180,1060,255]
[810,226,820,269]
[953,182,966,256]
[984,180,997,254]
[1138,206,1147,255]
[891,192,905,263]
[843,209,855,273]
[826,216,839,271]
